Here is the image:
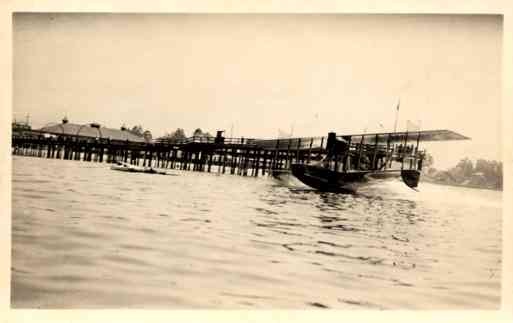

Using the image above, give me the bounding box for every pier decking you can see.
[11,130,328,177]
[12,128,467,177]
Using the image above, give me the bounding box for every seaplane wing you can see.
[341,129,470,144]
[253,129,469,150]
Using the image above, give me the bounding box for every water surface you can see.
[11,156,502,309]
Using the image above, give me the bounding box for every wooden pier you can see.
[13,126,467,177]
[11,130,330,177]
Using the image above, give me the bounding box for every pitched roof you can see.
[39,122,146,142]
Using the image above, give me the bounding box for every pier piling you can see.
[12,130,333,178]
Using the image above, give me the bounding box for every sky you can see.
[13,13,502,169]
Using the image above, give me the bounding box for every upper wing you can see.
[343,129,470,144]
[252,129,470,150]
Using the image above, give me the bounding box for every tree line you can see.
[127,125,213,142]
[160,128,213,141]
[424,156,502,190]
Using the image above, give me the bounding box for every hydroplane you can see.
[288,130,470,193]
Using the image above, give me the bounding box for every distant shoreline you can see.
[421,174,502,192]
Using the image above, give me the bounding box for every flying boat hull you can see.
[290,163,420,193]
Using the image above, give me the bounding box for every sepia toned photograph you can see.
[11,13,502,309]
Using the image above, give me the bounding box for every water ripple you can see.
[11,156,502,309]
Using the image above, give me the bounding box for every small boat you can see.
[110,161,168,175]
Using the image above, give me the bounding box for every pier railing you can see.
[11,131,333,177]
[154,135,325,149]
[12,128,434,177]
[252,137,326,151]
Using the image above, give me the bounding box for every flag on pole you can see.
[393,98,400,132]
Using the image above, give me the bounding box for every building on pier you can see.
[12,121,31,132]
[12,119,36,138]
[38,117,147,143]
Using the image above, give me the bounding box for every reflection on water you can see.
[11,156,502,309]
